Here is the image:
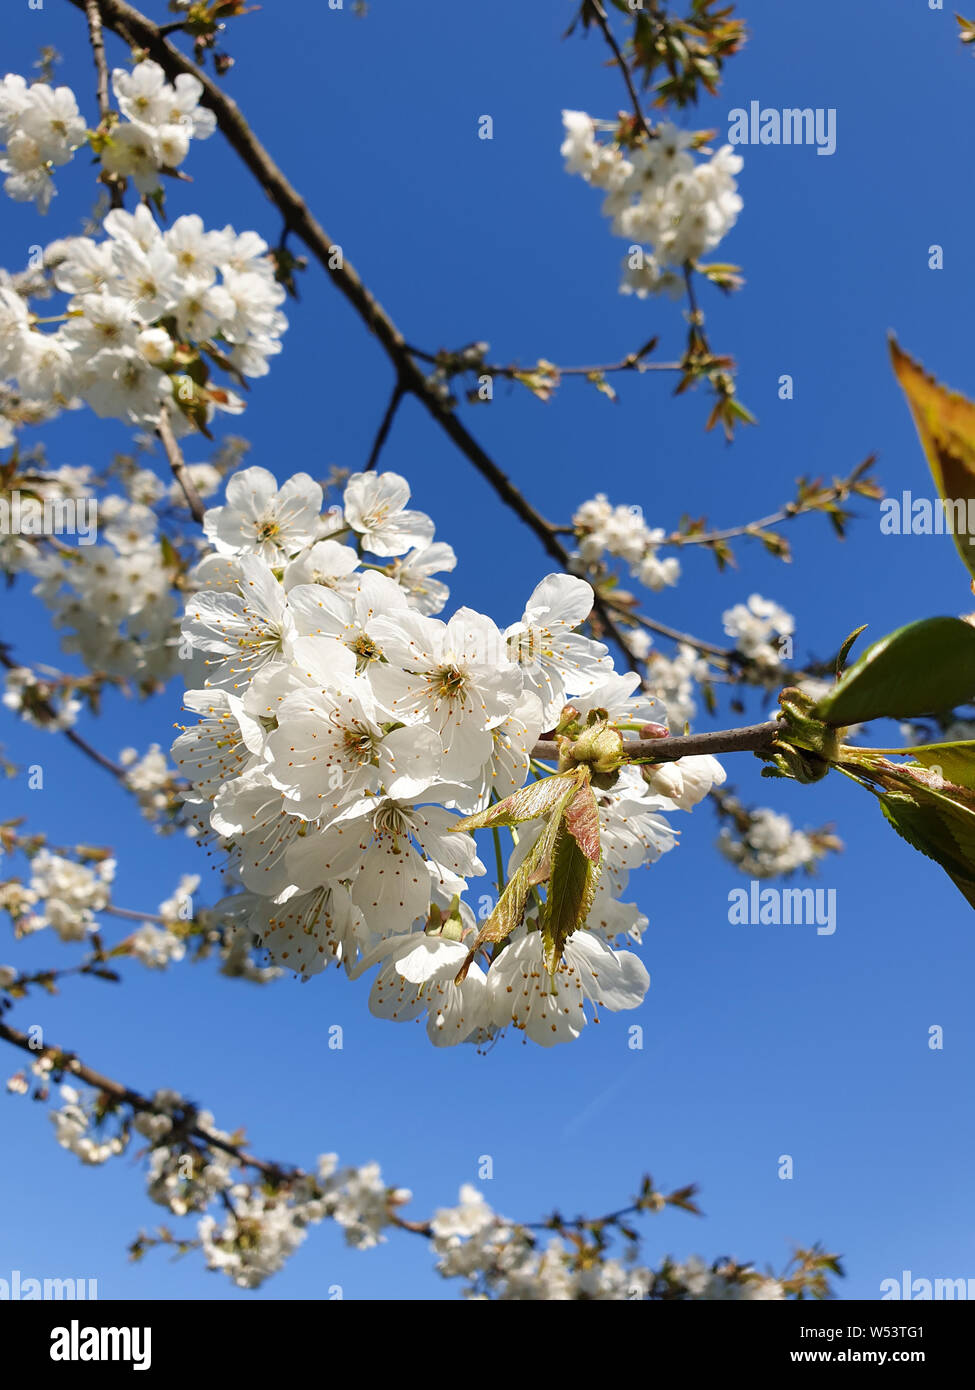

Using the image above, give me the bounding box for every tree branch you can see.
[364,378,406,472]
[84,0,111,121]
[62,0,636,659]
[156,406,205,523]
[0,1017,300,1182]
[0,647,127,779]
[589,0,653,140]
[531,719,782,764]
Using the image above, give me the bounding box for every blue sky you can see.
[2,0,974,1300]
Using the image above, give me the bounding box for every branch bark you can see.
[364,378,406,472]
[0,1017,301,1181]
[0,647,126,779]
[156,406,205,523]
[531,719,782,763]
[589,0,654,140]
[84,0,111,121]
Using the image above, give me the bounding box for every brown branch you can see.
[156,406,205,523]
[408,337,672,380]
[84,0,111,121]
[0,1018,300,1182]
[590,0,653,140]
[0,647,127,779]
[364,378,406,472]
[601,599,823,684]
[531,719,782,764]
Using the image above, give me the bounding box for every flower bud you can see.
[641,762,684,799]
[566,721,624,774]
[639,722,669,740]
[553,704,581,737]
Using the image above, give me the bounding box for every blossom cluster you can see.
[561,112,743,296]
[722,593,795,671]
[120,744,181,821]
[0,827,276,982]
[0,75,87,213]
[0,61,214,213]
[2,849,115,941]
[646,643,712,731]
[0,60,286,457]
[0,202,286,432]
[50,1084,128,1165]
[0,460,224,691]
[572,493,680,592]
[99,61,216,195]
[173,465,726,1047]
[718,807,820,878]
[40,1073,790,1296]
[429,1185,786,1300]
[24,488,185,685]
[2,664,82,729]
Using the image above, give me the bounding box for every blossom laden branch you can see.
[53,0,691,666]
[0,1018,839,1298]
[659,456,881,567]
[0,1017,297,1180]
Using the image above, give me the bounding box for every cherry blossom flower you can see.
[342,470,435,556]
[505,573,610,726]
[487,929,650,1046]
[203,465,324,563]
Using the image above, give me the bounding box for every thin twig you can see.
[84,0,111,121]
[408,337,672,380]
[364,378,406,472]
[84,0,126,209]
[0,1018,301,1181]
[156,406,205,523]
[590,0,653,140]
[601,598,731,658]
[0,648,127,779]
[102,904,167,924]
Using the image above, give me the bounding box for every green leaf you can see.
[453,769,604,982]
[453,786,570,982]
[450,772,580,833]
[159,533,181,572]
[879,792,968,876]
[540,823,600,976]
[455,855,537,983]
[890,338,975,584]
[563,779,601,863]
[867,751,975,911]
[814,617,975,726]
[834,623,868,677]
[878,793,975,910]
[899,741,975,789]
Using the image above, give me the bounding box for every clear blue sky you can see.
[2,0,974,1300]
